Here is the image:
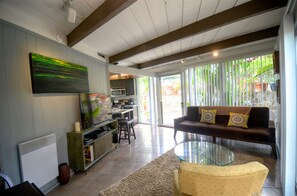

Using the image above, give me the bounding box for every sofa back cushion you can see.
[186,106,269,128]
[186,106,200,121]
[248,107,269,128]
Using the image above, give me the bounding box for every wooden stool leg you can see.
[127,124,131,144]
[131,125,136,139]
[118,125,122,143]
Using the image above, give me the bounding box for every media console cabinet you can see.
[67,119,118,171]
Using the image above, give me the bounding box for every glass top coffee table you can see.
[174,141,234,166]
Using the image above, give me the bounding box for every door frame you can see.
[156,72,186,126]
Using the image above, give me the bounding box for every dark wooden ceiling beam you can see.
[67,0,137,47]
[110,0,287,63]
[135,26,279,69]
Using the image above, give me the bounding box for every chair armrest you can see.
[174,116,187,125]
[268,121,276,142]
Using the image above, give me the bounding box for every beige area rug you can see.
[99,149,266,196]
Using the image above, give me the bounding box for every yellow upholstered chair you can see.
[173,161,268,196]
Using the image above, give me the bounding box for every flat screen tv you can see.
[79,93,112,129]
[29,53,89,93]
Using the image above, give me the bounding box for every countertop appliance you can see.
[110,88,126,97]
[128,98,134,105]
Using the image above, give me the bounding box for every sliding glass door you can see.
[137,77,151,124]
[159,74,182,127]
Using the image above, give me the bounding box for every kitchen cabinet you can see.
[125,79,135,96]
[110,79,136,96]
[110,80,125,89]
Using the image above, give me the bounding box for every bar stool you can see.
[118,118,136,144]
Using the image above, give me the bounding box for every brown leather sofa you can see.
[174,106,277,158]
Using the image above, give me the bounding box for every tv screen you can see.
[79,93,112,129]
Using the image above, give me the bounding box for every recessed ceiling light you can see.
[213,51,218,57]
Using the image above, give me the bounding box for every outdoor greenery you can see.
[138,77,150,123]
[136,54,277,124]
[193,54,276,107]
[160,75,182,125]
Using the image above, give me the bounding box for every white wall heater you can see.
[18,134,59,188]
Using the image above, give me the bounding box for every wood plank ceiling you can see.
[3,0,287,73]
[68,0,287,72]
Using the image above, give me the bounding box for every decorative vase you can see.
[58,163,70,185]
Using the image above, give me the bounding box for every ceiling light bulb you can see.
[181,60,184,63]
[213,51,218,57]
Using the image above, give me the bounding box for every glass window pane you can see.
[137,77,150,123]
[188,54,277,121]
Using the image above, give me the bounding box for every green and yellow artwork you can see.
[29,53,89,93]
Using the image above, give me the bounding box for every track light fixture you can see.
[62,0,76,23]
[67,7,76,23]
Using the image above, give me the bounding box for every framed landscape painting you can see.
[29,53,89,93]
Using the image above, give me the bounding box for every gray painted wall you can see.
[0,20,109,185]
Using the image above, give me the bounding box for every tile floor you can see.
[48,124,282,196]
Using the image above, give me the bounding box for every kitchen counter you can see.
[123,105,138,108]
[112,108,134,120]
[122,105,138,124]
[111,108,133,114]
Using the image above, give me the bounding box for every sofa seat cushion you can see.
[177,121,270,141]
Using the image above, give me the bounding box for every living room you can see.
[0,0,296,195]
